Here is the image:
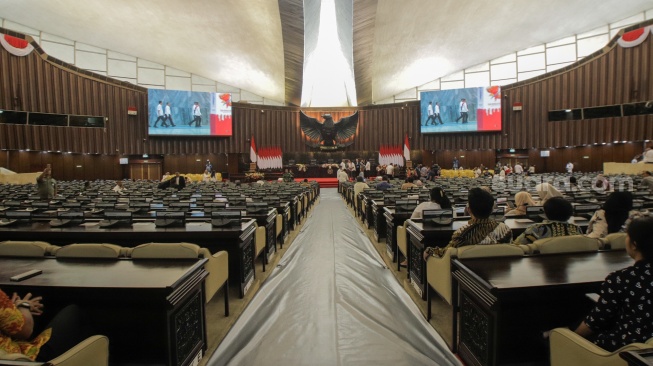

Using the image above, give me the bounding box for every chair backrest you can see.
[457,243,527,259]
[130,242,200,259]
[396,223,408,257]
[254,225,266,257]
[601,232,627,250]
[532,235,600,254]
[0,240,56,257]
[54,243,127,258]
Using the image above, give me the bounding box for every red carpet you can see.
[294,177,339,188]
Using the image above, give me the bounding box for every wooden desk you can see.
[0,257,208,366]
[382,207,412,263]
[272,202,290,247]
[371,200,386,242]
[621,350,653,366]
[405,218,590,300]
[246,208,278,263]
[0,219,256,298]
[451,250,632,366]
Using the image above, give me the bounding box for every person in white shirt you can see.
[153,101,167,128]
[112,181,126,195]
[433,102,443,124]
[642,147,653,163]
[189,102,202,127]
[386,163,394,177]
[162,172,171,182]
[337,168,349,182]
[455,98,469,123]
[566,162,574,173]
[514,163,523,174]
[425,102,435,126]
[164,102,176,126]
[411,187,452,219]
[365,160,371,178]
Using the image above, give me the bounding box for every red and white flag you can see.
[403,133,410,162]
[0,34,34,57]
[250,135,258,163]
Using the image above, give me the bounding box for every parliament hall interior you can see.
[1,1,653,366]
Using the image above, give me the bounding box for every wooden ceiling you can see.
[279,0,305,107]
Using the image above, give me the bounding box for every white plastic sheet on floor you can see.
[208,188,461,366]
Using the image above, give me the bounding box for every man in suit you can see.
[170,172,186,190]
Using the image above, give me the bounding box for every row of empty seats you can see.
[0,240,230,316]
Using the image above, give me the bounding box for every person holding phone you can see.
[36,165,56,200]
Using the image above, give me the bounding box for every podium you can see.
[249,163,257,172]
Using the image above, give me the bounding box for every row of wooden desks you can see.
[0,219,257,299]
[402,217,590,299]
[452,250,632,366]
[0,257,208,366]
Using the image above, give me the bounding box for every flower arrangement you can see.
[245,172,265,180]
[296,164,307,172]
[321,164,339,169]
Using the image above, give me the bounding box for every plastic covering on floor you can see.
[207,189,461,366]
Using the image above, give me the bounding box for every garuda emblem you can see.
[299,111,359,150]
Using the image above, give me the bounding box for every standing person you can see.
[425,101,435,126]
[514,162,523,175]
[566,161,574,173]
[153,101,167,128]
[386,163,394,178]
[364,159,371,178]
[455,98,469,123]
[433,102,443,124]
[205,159,213,175]
[164,102,176,127]
[189,102,202,127]
[453,157,459,170]
[36,165,56,200]
[573,217,653,352]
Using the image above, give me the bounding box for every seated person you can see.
[505,191,536,216]
[202,169,211,182]
[375,175,393,190]
[353,176,369,198]
[282,169,294,183]
[585,191,643,239]
[169,172,186,190]
[640,171,653,193]
[593,174,611,192]
[535,182,562,205]
[112,180,126,194]
[423,187,512,260]
[161,172,171,182]
[411,187,452,219]
[513,196,583,244]
[0,289,90,361]
[573,217,653,351]
[400,177,417,190]
[300,178,311,187]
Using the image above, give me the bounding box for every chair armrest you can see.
[48,335,109,366]
[550,328,650,366]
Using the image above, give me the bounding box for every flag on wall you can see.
[403,134,410,162]
[0,34,34,57]
[378,144,404,167]
[250,136,257,163]
[256,146,283,170]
